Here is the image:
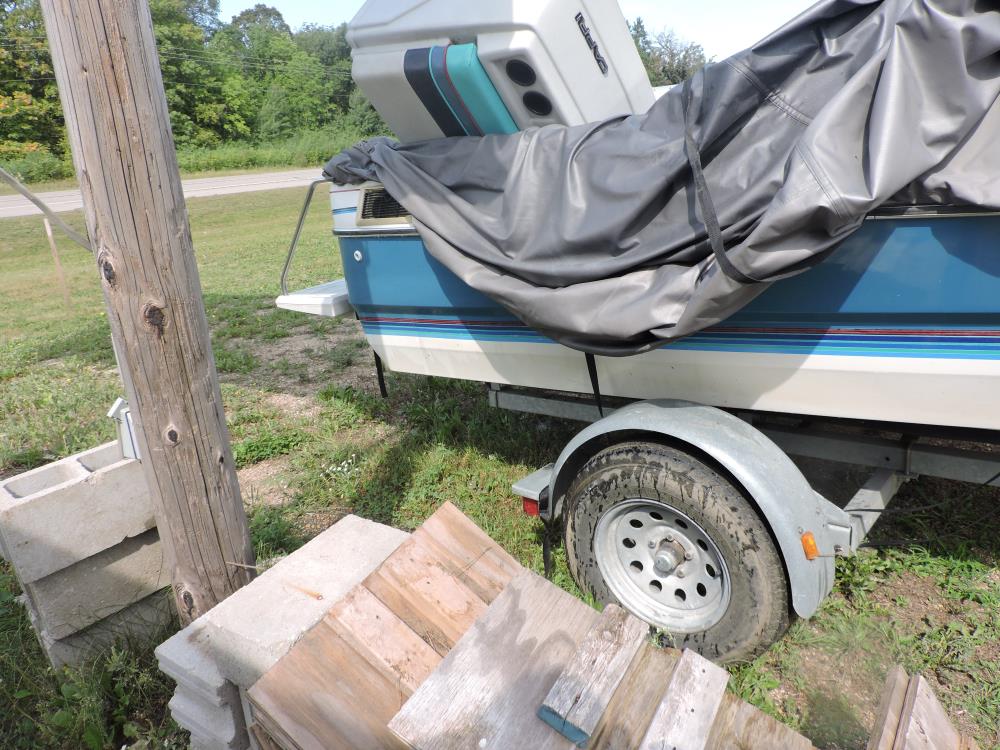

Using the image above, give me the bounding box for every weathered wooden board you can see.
[363,533,488,656]
[249,503,524,749]
[248,619,411,750]
[868,666,910,750]
[705,692,817,750]
[389,570,600,750]
[639,648,730,750]
[893,675,970,750]
[248,722,286,750]
[326,585,441,694]
[589,643,680,750]
[417,501,522,603]
[539,604,649,747]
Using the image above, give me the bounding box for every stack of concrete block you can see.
[0,441,172,667]
[156,514,409,750]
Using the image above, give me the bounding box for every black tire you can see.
[563,440,791,663]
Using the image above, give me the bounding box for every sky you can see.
[217,0,815,60]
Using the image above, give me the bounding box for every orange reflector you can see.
[521,497,540,517]
[801,531,820,561]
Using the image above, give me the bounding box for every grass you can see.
[2,187,999,748]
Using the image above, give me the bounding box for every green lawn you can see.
[1,189,998,749]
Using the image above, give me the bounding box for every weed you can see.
[326,339,366,371]
[249,505,303,561]
[233,428,306,468]
[215,346,258,374]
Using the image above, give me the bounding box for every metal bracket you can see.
[840,468,908,553]
[107,397,140,460]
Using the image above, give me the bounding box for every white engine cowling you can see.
[347,0,655,142]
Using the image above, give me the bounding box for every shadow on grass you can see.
[309,374,580,524]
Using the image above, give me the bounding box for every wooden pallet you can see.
[247,502,522,750]
[249,503,976,750]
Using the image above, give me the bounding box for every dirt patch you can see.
[238,455,293,508]
[786,647,883,750]
[265,392,322,421]
[773,570,993,748]
[296,507,348,538]
[236,319,380,397]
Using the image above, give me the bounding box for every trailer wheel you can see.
[563,441,790,663]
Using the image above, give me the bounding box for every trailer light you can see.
[801,531,820,561]
[521,497,540,517]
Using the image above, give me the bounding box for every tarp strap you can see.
[681,80,761,285]
[585,352,604,418]
[373,350,388,399]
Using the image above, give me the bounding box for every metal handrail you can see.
[280,177,333,296]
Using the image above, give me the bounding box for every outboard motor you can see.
[346,0,655,140]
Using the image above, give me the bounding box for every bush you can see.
[0,142,74,183]
[174,124,365,173]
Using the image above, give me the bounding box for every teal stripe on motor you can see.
[445,44,518,135]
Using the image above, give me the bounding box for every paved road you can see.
[0,167,323,219]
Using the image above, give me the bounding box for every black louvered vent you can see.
[361,188,408,220]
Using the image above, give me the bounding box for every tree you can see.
[229,3,291,42]
[150,0,232,146]
[294,23,353,112]
[629,18,709,87]
[0,0,63,154]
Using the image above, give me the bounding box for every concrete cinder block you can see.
[156,515,408,750]
[23,588,174,669]
[0,442,155,583]
[190,514,408,687]
[22,528,168,640]
[157,622,233,704]
[169,688,248,750]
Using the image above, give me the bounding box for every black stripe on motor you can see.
[403,47,465,137]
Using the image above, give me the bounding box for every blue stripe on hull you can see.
[341,214,1000,361]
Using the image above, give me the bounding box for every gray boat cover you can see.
[326,0,1000,355]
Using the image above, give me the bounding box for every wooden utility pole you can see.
[39,0,255,623]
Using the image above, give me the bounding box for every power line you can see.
[1,40,354,78]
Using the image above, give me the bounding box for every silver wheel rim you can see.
[594,499,731,633]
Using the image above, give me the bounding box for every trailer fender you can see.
[547,399,851,619]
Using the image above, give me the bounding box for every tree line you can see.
[1,0,706,175]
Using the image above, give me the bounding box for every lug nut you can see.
[648,541,656,549]
[676,569,686,579]
[684,551,694,561]
[665,533,675,542]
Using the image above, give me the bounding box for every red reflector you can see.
[521,497,540,516]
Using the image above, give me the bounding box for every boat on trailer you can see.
[317,190,1000,432]
[278,0,1000,661]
